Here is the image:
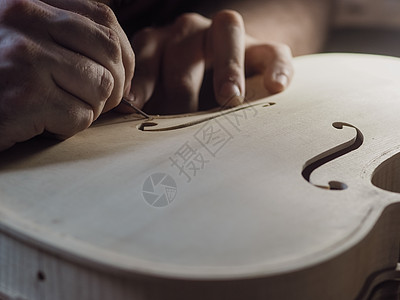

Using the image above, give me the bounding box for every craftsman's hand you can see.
[122,10,293,114]
[0,0,134,150]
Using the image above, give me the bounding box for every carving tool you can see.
[121,97,151,119]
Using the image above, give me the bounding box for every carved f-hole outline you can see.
[138,102,275,131]
[302,122,364,190]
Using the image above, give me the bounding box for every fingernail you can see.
[124,90,136,103]
[274,73,288,90]
[125,87,147,109]
[219,82,244,107]
[121,92,136,107]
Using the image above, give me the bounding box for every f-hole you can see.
[302,122,364,190]
[137,102,275,132]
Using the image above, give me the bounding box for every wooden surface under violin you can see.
[1,53,400,300]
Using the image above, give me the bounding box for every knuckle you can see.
[53,10,80,31]
[63,106,93,134]
[131,27,157,58]
[174,13,199,27]
[226,57,242,69]
[213,9,244,27]
[169,74,194,94]
[268,43,293,61]
[132,27,156,44]
[172,13,202,36]
[98,67,114,100]
[1,34,37,68]
[93,2,117,26]
[0,83,39,124]
[104,27,122,62]
[9,36,34,59]
[274,43,292,56]
[47,98,94,137]
[0,0,31,23]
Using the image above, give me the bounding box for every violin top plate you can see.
[1,53,400,280]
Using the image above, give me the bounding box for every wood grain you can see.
[1,54,400,299]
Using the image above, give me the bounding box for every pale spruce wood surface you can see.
[1,54,400,299]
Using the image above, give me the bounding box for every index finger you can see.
[210,10,246,107]
[41,0,135,100]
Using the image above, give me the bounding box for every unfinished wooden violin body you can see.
[1,54,400,300]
